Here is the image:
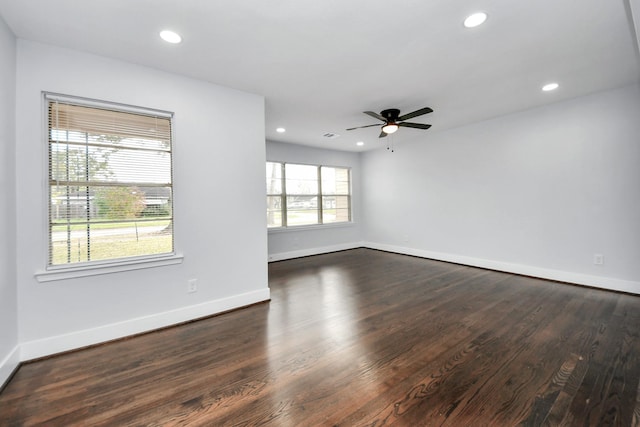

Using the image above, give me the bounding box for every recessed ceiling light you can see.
[464,12,488,28]
[356,141,365,146]
[542,83,559,92]
[160,30,182,44]
[276,127,286,133]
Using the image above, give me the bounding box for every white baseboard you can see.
[13,243,639,364]
[363,242,640,295]
[0,345,20,389]
[20,288,271,361]
[268,242,365,262]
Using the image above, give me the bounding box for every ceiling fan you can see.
[346,107,433,138]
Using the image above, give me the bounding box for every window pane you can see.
[50,185,92,221]
[50,140,171,184]
[50,220,172,264]
[287,195,317,209]
[265,162,351,229]
[50,145,112,182]
[48,96,173,266]
[50,186,172,224]
[266,162,282,194]
[285,164,318,195]
[321,166,350,195]
[322,196,350,223]
[286,195,319,226]
[267,195,282,228]
[287,210,319,226]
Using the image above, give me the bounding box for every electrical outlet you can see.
[593,254,604,265]
[188,279,198,293]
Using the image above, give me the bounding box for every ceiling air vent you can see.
[323,132,340,139]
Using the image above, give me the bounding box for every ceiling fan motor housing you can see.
[381,108,400,122]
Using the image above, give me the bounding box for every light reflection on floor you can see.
[264,264,382,423]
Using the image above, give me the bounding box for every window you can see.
[266,162,351,228]
[47,94,174,267]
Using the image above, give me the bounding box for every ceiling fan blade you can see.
[398,122,432,130]
[346,123,382,131]
[379,130,388,138]
[397,107,433,121]
[364,111,386,121]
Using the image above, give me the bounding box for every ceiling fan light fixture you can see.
[382,123,399,134]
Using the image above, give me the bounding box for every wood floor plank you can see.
[589,297,640,426]
[339,282,541,424]
[1,248,639,426]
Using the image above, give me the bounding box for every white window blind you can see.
[266,162,351,228]
[47,94,174,266]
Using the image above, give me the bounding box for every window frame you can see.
[39,92,182,279]
[266,161,352,230]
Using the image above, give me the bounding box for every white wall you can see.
[3,35,638,378]
[0,15,19,386]
[267,141,363,260]
[15,41,269,359]
[362,85,640,294]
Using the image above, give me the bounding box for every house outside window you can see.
[46,93,174,267]
[266,161,351,228]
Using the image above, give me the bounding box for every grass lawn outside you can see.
[50,219,173,265]
[51,218,172,232]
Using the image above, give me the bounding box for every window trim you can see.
[42,92,177,272]
[267,221,356,234]
[34,253,184,282]
[266,160,352,229]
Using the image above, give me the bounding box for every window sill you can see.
[268,222,356,234]
[34,254,184,283]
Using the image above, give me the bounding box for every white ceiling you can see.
[1,0,639,152]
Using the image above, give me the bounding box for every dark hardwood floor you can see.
[1,248,639,426]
